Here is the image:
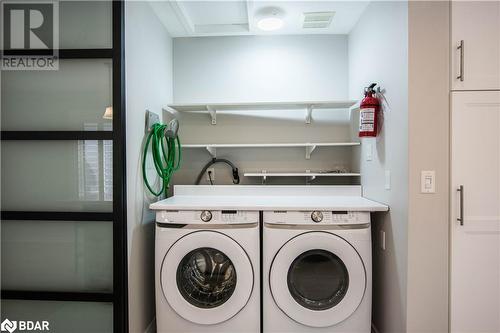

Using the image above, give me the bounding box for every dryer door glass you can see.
[176,247,237,308]
[287,249,349,310]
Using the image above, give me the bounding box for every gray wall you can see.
[125,2,173,332]
[173,35,348,103]
[171,35,358,187]
[407,2,449,332]
[348,2,409,332]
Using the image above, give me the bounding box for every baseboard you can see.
[372,323,381,333]
[145,317,156,333]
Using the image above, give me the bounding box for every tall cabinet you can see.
[451,1,500,90]
[450,2,500,333]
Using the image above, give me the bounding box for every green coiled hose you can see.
[142,123,181,196]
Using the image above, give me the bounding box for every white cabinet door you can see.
[451,1,500,90]
[450,91,500,333]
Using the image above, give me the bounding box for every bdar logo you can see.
[0,319,49,332]
[1,319,17,333]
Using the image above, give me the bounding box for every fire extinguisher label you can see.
[360,108,375,131]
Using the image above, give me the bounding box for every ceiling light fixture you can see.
[256,7,285,31]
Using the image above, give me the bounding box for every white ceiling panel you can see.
[183,1,248,25]
[151,0,370,37]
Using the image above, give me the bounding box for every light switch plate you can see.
[421,170,436,193]
[385,170,391,190]
[366,142,373,161]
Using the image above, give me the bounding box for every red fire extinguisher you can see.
[359,83,380,137]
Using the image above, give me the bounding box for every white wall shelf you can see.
[183,142,360,159]
[244,171,361,184]
[166,100,357,125]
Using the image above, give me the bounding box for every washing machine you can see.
[263,210,372,333]
[155,209,260,333]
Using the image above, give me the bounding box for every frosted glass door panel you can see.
[1,141,113,212]
[1,221,112,292]
[1,300,112,333]
[1,60,112,131]
[60,1,112,49]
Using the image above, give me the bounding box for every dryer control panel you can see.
[263,211,370,225]
[156,210,259,224]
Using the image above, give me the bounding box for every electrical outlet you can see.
[145,110,160,133]
[206,168,215,182]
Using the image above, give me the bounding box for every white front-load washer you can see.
[263,210,372,333]
[155,209,260,333]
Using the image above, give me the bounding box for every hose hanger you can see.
[142,119,182,196]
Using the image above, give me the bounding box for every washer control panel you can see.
[264,211,370,225]
[156,210,259,224]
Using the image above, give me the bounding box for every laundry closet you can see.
[126,1,408,333]
[147,1,407,190]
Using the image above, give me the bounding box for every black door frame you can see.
[1,1,128,332]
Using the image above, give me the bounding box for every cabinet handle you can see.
[457,185,464,226]
[457,40,464,81]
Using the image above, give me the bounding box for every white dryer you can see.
[263,210,372,333]
[155,209,260,333]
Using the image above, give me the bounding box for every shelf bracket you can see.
[206,146,217,158]
[261,170,267,185]
[305,105,313,124]
[305,144,317,160]
[207,106,217,125]
[305,170,316,185]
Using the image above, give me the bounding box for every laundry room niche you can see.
[150,1,369,187]
[142,1,406,192]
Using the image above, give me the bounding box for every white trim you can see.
[167,1,194,35]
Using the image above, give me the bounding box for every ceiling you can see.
[150,1,370,38]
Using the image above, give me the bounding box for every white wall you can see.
[171,35,357,187]
[407,2,449,332]
[348,2,408,332]
[125,2,173,332]
[173,35,348,102]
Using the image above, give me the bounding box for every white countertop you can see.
[150,195,388,212]
[150,185,389,212]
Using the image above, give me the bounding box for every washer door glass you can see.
[176,247,237,308]
[287,249,349,310]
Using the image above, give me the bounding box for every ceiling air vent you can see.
[302,11,335,29]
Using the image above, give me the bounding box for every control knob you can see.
[311,211,323,223]
[200,210,212,222]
